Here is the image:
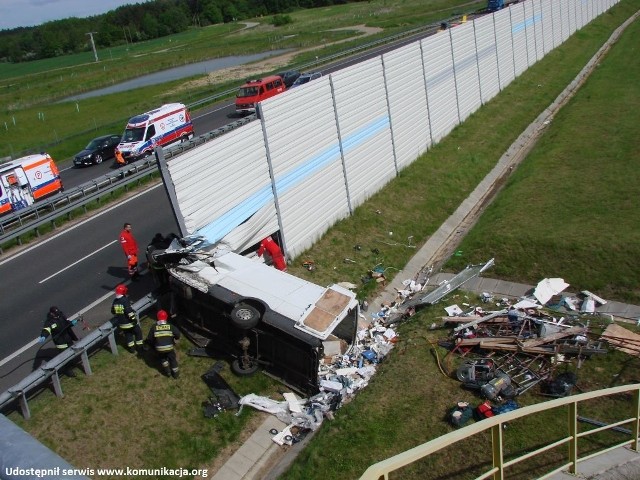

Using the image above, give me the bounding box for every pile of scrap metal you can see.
[436,280,610,400]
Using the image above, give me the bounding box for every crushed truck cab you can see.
[155,243,359,395]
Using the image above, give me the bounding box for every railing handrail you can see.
[360,384,640,480]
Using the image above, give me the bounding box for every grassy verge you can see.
[5,1,640,479]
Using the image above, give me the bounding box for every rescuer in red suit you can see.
[257,236,287,271]
[119,222,140,280]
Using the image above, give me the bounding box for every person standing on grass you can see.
[111,284,144,354]
[146,310,181,378]
[119,222,140,280]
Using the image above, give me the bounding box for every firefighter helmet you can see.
[157,310,169,322]
[115,284,128,295]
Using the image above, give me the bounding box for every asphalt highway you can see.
[0,184,177,392]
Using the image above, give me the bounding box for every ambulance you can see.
[117,103,194,164]
[0,153,64,215]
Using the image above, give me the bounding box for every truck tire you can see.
[230,303,260,329]
[231,358,259,376]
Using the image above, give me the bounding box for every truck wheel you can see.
[232,358,259,376]
[230,303,260,329]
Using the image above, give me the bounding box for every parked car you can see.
[277,70,301,88]
[290,72,322,88]
[73,134,121,167]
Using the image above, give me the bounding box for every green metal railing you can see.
[360,384,640,480]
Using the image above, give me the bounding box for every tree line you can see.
[0,0,362,63]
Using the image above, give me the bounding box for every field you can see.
[0,0,481,160]
[5,0,640,479]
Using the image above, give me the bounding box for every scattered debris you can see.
[201,362,241,418]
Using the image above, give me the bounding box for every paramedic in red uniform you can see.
[257,236,286,271]
[119,222,140,280]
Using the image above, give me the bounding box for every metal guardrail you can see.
[0,293,158,419]
[359,384,640,480]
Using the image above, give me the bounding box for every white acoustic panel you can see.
[383,42,432,170]
[331,57,395,209]
[551,1,563,47]
[567,0,577,36]
[595,0,603,16]
[575,0,585,28]
[166,121,277,247]
[422,32,460,143]
[509,4,529,77]
[522,0,540,66]
[473,14,501,103]
[494,9,515,90]
[540,0,554,55]
[560,1,571,42]
[261,78,350,258]
[584,0,591,23]
[450,22,481,122]
[278,163,350,258]
[531,0,545,61]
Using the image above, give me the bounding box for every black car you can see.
[73,134,121,167]
[277,70,301,88]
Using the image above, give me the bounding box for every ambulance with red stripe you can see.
[116,103,194,164]
[0,153,63,215]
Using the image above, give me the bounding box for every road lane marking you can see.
[0,183,162,267]
[39,240,118,283]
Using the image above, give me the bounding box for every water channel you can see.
[64,50,290,101]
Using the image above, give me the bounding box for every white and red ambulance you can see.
[0,153,64,215]
[116,103,194,164]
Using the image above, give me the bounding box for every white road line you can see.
[0,183,162,267]
[39,240,117,283]
[0,285,129,368]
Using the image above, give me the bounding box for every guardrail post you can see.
[568,401,578,474]
[632,388,640,452]
[491,423,504,480]
[107,330,118,355]
[77,349,92,376]
[50,371,63,398]
[17,393,31,420]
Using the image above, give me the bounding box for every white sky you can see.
[0,0,140,30]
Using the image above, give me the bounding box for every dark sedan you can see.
[73,134,121,167]
[277,70,301,88]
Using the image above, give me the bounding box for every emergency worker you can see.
[145,233,172,289]
[114,148,125,166]
[111,284,143,354]
[146,310,181,378]
[257,235,287,271]
[38,306,79,377]
[119,222,140,280]
[39,306,79,349]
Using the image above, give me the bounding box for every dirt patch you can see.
[169,24,383,93]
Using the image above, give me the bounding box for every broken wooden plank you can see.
[522,326,585,348]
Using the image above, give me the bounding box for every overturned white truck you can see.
[152,240,360,395]
[152,131,363,394]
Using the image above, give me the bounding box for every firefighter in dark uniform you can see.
[39,306,78,349]
[38,306,79,377]
[146,310,181,378]
[111,284,143,354]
